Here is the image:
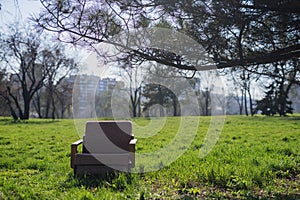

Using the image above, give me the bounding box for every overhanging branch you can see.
[216,44,300,69]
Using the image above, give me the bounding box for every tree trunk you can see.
[278,81,293,117]
[51,95,56,120]
[130,88,138,117]
[204,88,210,116]
[173,97,177,116]
[158,85,164,117]
[45,95,51,118]
[132,104,137,117]
[10,107,18,121]
[240,89,244,115]
[22,98,30,120]
[61,104,65,119]
[33,96,43,118]
[138,88,141,117]
[6,100,18,121]
[247,86,254,116]
[244,88,248,116]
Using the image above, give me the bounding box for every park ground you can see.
[0,115,299,199]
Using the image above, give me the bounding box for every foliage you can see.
[142,83,178,117]
[0,116,299,199]
[34,0,300,73]
[256,83,294,116]
[33,0,299,118]
[141,64,191,117]
[255,60,298,117]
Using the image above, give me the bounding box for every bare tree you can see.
[118,64,144,117]
[41,47,78,119]
[142,63,188,117]
[55,77,74,118]
[0,25,46,120]
[0,23,79,120]
[0,70,14,117]
[231,89,244,115]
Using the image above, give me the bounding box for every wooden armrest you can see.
[72,139,83,146]
[129,138,137,155]
[129,139,137,145]
[129,138,137,167]
[71,139,83,168]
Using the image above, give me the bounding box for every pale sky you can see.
[0,0,42,26]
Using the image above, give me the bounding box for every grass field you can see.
[0,116,299,199]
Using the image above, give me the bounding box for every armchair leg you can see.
[73,166,77,177]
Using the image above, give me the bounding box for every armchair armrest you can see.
[71,139,83,168]
[129,139,137,145]
[72,139,83,146]
[129,138,137,168]
[129,138,137,152]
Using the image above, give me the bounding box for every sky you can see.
[0,0,42,26]
[0,0,106,77]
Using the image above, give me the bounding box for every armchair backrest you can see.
[84,121,133,154]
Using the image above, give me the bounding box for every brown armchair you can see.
[71,121,137,175]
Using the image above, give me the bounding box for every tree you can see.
[190,77,212,116]
[34,0,299,75]
[32,87,46,118]
[142,83,179,117]
[226,82,244,115]
[0,25,46,120]
[31,49,78,120]
[34,0,299,116]
[255,59,298,116]
[41,47,78,119]
[255,82,294,116]
[55,77,74,118]
[141,63,185,117]
[251,19,300,116]
[118,64,144,118]
[255,85,277,116]
[116,19,184,117]
[0,70,12,117]
[0,23,79,120]
[158,0,299,71]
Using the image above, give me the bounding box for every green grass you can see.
[0,116,299,199]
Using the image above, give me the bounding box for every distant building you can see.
[98,78,116,92]
[71,75,118,118]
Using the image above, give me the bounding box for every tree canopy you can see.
[35,0,299,73]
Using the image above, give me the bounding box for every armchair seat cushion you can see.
[74,153,131,166]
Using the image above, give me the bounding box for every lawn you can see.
[0,116,299,199]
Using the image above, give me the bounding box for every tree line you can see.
[0,0,299,119]
[33,0,299,116]
[0,24,79,120]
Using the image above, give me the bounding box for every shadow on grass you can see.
[74,173,118,188]
[280,116,300,121]
[62,171,136,191]
[0,118,61,125]
[273,194,300,200]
